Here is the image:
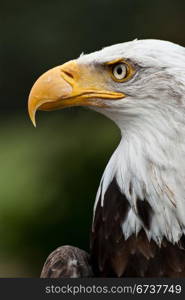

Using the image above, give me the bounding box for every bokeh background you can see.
[0,0,185,276]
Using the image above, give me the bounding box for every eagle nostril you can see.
[62,70,74,79]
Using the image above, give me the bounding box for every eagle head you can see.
[28,39,185,130]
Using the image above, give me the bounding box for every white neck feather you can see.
[94,99,185,245]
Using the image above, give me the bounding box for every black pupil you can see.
[116,66,123,75]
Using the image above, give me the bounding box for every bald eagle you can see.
[28,39,185,277]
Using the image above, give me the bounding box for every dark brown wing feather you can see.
[41,245,93,278]
[91,178,185,277]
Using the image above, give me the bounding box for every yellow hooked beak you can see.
[28,60,124,126]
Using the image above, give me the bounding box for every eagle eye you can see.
[112,63,127,81]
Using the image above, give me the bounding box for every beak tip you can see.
[33,121,37,128]
[31,115,37,128]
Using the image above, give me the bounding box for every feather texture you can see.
[41,246,93,278]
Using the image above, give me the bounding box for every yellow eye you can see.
[112,63,127,81]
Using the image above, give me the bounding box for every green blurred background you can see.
[0,0,185,276]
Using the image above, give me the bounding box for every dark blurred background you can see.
[0,0,185,276]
